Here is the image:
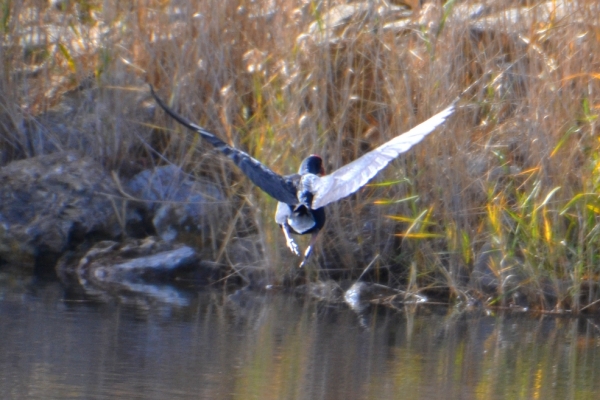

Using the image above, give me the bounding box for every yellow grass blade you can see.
[58,43,76,72]
[395,233,444,239]
[373,195,419,205]
[385,215,435,225]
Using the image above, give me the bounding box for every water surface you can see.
[1,276,599,400]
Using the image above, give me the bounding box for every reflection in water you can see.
[0,278,599,400]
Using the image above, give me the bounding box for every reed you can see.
[1,0,599,310]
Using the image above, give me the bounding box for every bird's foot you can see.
[298,244,314,268]
[286,237,300,256]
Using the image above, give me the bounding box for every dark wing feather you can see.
[150,85,299,205]
[311,101,456,209]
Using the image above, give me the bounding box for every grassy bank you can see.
[1,0,599,311]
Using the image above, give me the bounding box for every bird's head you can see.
[299,154,325,176]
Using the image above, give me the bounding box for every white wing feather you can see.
[311,101,456,209]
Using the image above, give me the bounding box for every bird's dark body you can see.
[150,85,456,267]
[275,156,327,236]
[275,201,326,235]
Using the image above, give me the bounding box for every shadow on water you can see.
[1,275,600,400]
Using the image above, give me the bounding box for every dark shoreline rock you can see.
[0,152,238,301]
[0,152,124,270]
[55,237,231,303]
[125,165,228,248]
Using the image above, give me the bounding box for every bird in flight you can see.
[150,85,456,267]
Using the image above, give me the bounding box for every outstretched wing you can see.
[150,85,299,205]
[311,101,457,209]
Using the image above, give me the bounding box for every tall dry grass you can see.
[1,0,599,310]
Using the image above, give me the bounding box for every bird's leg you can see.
[281,224,300,256]
[298,231,320,268]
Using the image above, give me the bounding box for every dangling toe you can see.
[286,237,300,256]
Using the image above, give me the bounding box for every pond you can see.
[1,275,599,400]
